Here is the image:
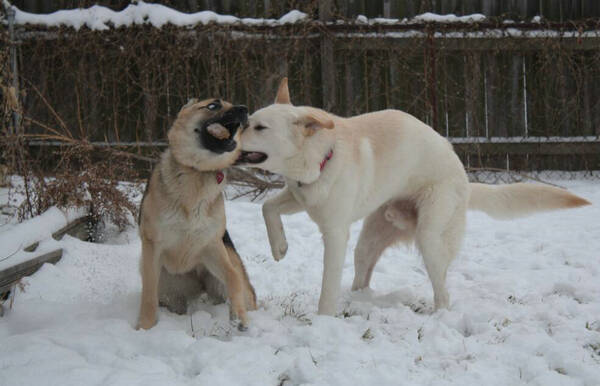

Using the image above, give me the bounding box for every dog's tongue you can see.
[246,152,265,162]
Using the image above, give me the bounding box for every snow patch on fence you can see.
[2,1,308,30]
[6,0,597,40]
[339,29,600,39]
[414,12,486,23]
[354,12,486,25]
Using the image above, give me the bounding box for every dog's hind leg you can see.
[158,268,203,315]
[351,201,416,291]
[415,183,467,310]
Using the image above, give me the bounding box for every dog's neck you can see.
[160,151,224,203]
[164,150,224,185]
[159,151,225,218]
[283,136,336,185]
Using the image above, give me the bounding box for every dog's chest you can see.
[159,185,224,273]
[287,178,329,208]
[160,206,222,273]
[161,193,221,238]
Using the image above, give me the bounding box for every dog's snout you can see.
[231,105,249,123]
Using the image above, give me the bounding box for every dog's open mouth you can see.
[236,151,268,165]
[200,105,248,154]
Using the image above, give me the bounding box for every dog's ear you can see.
[297,110,334,136]
[181,98,199,110]
[274,77,291,105]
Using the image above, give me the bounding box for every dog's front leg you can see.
[262,187,303,261]
[203,241,250,330]
[318,228,350,316]
[137,240,161,330]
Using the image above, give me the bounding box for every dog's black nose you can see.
[232,105,248,116]
[230,105,248,125]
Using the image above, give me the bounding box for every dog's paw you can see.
[136,313,158,330]
[271,239,288,261]
[229,305,250,331]
[136,319,157,330]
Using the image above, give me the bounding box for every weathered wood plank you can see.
[0,249,63,295]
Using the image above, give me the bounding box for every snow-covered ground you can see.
[1,179,599,386]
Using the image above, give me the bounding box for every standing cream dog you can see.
[137,98,256,330]
[237,78,590,316]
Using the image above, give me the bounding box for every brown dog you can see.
[137,98,256,330]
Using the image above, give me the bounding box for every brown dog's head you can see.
[168,98,248,171]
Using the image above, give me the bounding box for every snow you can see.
[338,29,600,40]
[4,2,489,31]
[5,1,595,42]
[0,206,86,271]
[277,10,308,25]
[354,13,486,25]
[413,12,486,23]
[355,14,369,24]
[3,1,308,30]
[1,179,599,385]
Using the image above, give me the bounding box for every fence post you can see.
[319,0,336,112]
[7,6,21,134]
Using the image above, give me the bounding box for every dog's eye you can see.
[206,103,221,111]
[255,125,268,131]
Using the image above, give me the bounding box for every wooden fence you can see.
[2,1,600,175]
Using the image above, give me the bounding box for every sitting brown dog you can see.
[137,98,256,330]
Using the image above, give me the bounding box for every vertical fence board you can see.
[319,0,337,112]
[510,55,524,137]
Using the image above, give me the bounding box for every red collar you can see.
[319,149,334,171]
[297,149,334,188]
[216,170,224,184]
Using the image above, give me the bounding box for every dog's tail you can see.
[468,182,590,220]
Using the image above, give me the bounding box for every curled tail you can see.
[468,182,590,220]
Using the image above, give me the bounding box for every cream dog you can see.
[237,78,590,316]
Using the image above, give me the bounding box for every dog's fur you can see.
[137,98,256,330]
[237,78,591,316]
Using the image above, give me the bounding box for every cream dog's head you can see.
[237,78,335,183]
[168,98,248,171]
